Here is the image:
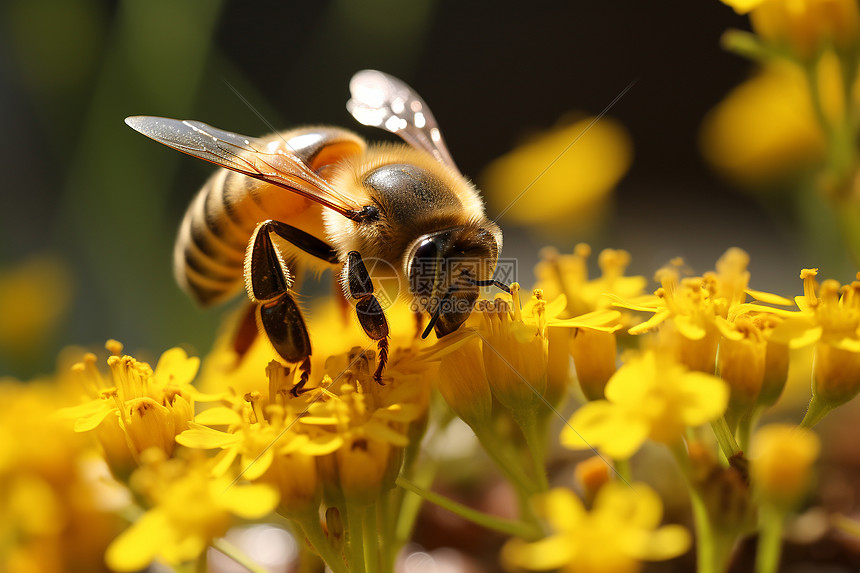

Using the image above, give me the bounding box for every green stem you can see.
[395,455,438,543]
[612,457,632,484]
[800,395,833,428]
[474,423,540,495]
[395,475,541,539]
[736,408,758,453]
[295,512,349,573]
[511,407,550,492]
[711,416,743,460]
[755,505,785,573]
[210,537,269,573]
[687,488,734,573]
[720,29,781,61]
[377,490,394,573]
[804,57,833,142]
[363,504,380,573]
[670,442,734,573]
[346,505,367,573]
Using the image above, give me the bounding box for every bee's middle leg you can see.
[345,250,390,384]
[247,220,316,395]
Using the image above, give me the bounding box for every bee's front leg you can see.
[345,251,390,384]
[247,220,313,395]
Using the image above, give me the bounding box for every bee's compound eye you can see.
[413,238,438,262]
[409,240,438,297]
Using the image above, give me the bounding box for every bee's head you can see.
[405,223,503,337]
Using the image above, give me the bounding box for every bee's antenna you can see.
[469,278,511,294]
[421,308,441,339]
[421,282,458,339]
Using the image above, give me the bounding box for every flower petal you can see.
[105,510,172,572]
[176,423,239,449]
[217,482,279,518]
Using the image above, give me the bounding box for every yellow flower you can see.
[0,380,125,573]
[58,341,201,480]
[304,349,430,506]
[481,114,632,232]
[479,287,549,414]
[196,297,429,397]
[717,315,767,424]
[501,483,690,573]
[535,244,646,317]
[472,284,621,415]
[723,0,860,58]
[570,328,619,401]
[700,62,831,185]
[104,450,278,572]
[750,424,820,508]
[614,265,723,373]
[759,269,860,423]
[561,351,728,459]
[534,245,643,400]
[184,346,431,509]
[176,379,333,515]
[437,337,493,429]
[801,272,860,405]
[612,249,789,374]
[0,254,73,367]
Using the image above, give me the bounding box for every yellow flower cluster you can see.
[4,245,851,573]
[58,341,201,481]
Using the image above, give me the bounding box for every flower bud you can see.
[570,328,617,400]
[750,424,820,508]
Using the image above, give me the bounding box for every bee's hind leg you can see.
[344,250,390,384]
[247,220,316,394]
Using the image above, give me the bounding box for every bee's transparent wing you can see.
[347,69,457,170]
[124,116,363,218]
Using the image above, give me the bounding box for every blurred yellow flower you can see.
[561,350,729,459]
[0,380,124,573]
[750,423,820,508]
[481,114,632,230]
[0,254,72,365]
[501,483,690,573]
[104,450,278,572]
[722,0,860,58]
[700,62,830,185]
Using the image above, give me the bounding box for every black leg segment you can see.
[345,250,390,384]
[245,220,316,394]
[266,220,340,264]
[257,293,311,364]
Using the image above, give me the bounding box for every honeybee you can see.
[125,70,508,391]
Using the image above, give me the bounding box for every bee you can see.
[125,70,509,392]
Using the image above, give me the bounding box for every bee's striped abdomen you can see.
[173,127,365,306]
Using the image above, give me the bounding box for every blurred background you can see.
[0,0,821,379]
